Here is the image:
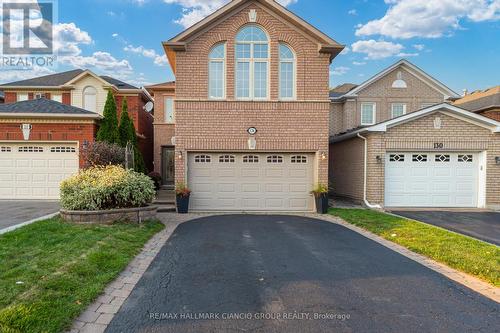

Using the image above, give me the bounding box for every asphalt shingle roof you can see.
[100,76,138,90]
[329,83,358,99]
[0,98,98,115]
[0,69,84,87]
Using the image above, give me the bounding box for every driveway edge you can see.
[314,214,500,303]
[0,212,58,235]
[68,213,215,333]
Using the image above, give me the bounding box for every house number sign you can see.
[434,143,444,149]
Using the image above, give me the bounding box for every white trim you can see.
[334,60,460,100]
[477,151,487,209]
[0,212,58,235]
[64,70,113,88]
[278,43,297,101]
[360,102,376,125]
[208,42,227,100]
[0,112,101,119]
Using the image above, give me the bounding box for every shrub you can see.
[175,182,191,197]
[83,141,125,168]
[60,165,155,211]
[148,172,162,191]
[96,90,119,144]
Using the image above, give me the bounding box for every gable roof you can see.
[331,103,500,143]
[163,0,344,72]
[454,86,500,112]
[0,98,101,118]
[331,59,460,101]
[329,83,357,99]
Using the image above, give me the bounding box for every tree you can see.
[96,90,119,144]
[118,98,147,173]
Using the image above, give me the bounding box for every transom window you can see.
[458,155,473,163]
[435,154,450,162]
[18,146,43,153]
[267,155,283,163]
[279,43,295,99]
[361,103,376,125]
[1,146,12,152]
[194,155,211,163]
[391,103,406,118]
[51,146,76,153]
[235,25,269,99]
[412,154,427,162]
[219,155,235,163]
[291,155,307,163]
[243,155,259,163]
[209,43,226,99]
[389,154,405,162]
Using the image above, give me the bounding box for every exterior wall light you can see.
[496,156,500,165]
[320,152,327,160]
[376,155,383,163]
[177,151,183,160]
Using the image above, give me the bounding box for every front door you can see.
[161,147,175,185]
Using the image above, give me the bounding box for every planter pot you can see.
[314,193,329,214]
[176,195,190,214]
[60,205,158,224]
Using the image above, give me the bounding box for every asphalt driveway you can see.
[106,215,499,333]
[0,201,60,231]
[392,211,500,246]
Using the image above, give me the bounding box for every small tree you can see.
[118,98,147,173]
[96,91,119,144]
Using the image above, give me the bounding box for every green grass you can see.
[0,216,164,333]
[329,208,500,287]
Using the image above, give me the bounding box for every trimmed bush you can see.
[83,141,125,168]
[60,165,155,211]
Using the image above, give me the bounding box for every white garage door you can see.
[385,152,479,207]
[188,153,315,212]
[0,143,79,199]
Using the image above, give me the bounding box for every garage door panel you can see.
[188,153,314,211]
[32,160,47,167]
[385,152,478,208]
[16,160,30,168]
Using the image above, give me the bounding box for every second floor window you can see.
[235,25,269,99]
[279,44,295,99]
[83,86,97,112]
[164,97,174,123]
[391,103,406,118]
[17,93,28,102]
[209,43,225,99]
[361,103,376,125]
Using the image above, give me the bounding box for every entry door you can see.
[161,147,175,185]
[385,152,479,208]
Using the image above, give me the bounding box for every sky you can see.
[0,0,499,93]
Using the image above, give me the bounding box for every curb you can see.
[0,212,58,235]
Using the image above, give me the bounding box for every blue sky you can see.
[1,0,499,93]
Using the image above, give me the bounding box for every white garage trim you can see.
[187,152,316,212]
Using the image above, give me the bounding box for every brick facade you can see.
[0,120,97,168]
[172,2,332,186]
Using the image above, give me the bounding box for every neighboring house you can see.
[162,0,343,212]
[329,61,500,209]
[0,91,4,104]
[145,81,176,187]
[0,69,155,171]
[0,98,100,199]
[453,86,500,121]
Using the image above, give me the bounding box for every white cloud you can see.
[397,52,418,57]
[60,51,133,77]
[163,0,298,28]
[413,44,425,51]
[348,9,357,15]
[353,61,366,65]
[340,46,350,55]
[330,66,350,76]
[355,0,500,39]
[0,66,54,84]
[54,23,92,56]
[124,44,169,67]
[352,39,404,59]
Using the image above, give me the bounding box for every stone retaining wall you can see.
[60,206,158,224]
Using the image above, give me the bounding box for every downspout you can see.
[357,133,382,209]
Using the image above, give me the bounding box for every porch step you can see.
[154,200,175,205]
[157,204,176,213]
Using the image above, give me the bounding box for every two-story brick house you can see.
[162,0,343,211]
[0,70,154,199]
[329,60,500,210]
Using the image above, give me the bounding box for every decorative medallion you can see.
[249,9,257,22]
[433,117,442,129]
[247,127,257,135]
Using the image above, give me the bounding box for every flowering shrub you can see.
[60,165,155,211]
[175,182,191,198]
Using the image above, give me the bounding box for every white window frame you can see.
[51,94,63,103]
[360,102,376,125]
[83,86,97,113]
[17,93,29,102]
[391,103,407,118]
[235,25,270,101]
[278,43,296,100]
[164,97,175,124]
[208,43,226,100]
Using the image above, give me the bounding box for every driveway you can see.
[0,201,60,231]
[106,215,499,333]
[392,210,500,246]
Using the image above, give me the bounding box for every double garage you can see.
[0,142,79,199]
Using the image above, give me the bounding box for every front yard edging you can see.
[313,214,500,303]
[61,205,158,224]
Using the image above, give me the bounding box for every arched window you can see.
[83,86,97,112]
[279,44,295,99]
[235,25,269,99]
[209,43,226,99]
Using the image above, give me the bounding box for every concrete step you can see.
[154,200,176,205]
[157,205,176,213]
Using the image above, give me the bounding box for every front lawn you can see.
[0,216,164,333]
[329,208,500,287]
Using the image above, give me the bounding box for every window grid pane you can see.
[164,98,174,123]
[392,103,405,118]
[209,61,224,98]
[236,62,250,98]
[280,62,293,98]
[361,104,374,124]
[235,44,251,59]
[254,62,267,98]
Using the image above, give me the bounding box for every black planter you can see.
[176,195,190,214]
[314,193,329,214]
